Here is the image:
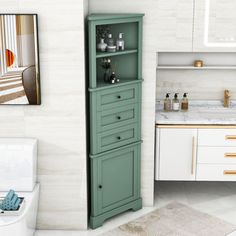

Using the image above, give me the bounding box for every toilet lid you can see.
[0,184,39,226]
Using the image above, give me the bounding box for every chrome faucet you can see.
[224,90,231,107]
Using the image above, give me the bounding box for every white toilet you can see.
[0,138,39,236]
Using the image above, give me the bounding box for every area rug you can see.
[102,202,236,236]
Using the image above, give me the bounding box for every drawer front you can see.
[90,143,141,216]
[96,124,139,153]
[96,84,140,111]
[198,147,236,164]
[197,164,236,181]
[198,129,236,147]
[97,103,140,132]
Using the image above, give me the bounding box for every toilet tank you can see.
[0,138,37,191]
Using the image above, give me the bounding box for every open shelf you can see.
[157,66,236,70]
[96,49,138,58]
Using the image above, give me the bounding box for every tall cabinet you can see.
[87,14,143,229]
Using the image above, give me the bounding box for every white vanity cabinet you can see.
[155,126,236,182]
[156,128,197,181]
[155,0,194,52]
[193,0,236,52]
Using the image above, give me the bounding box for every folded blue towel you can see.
[0,190,21,211]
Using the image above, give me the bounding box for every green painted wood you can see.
[90,198,142,229]
[96,83,140,112]
[88,79,143,92]
[88,21,97,88]
[96,54,138,82]
[90,141,142,159]
[88,13,143,229]
[97,103,139,133]
[94,123,139,154]
[88,13,144,21]
[90,143,141,216]
[138,18,143,80]
[96,49,138,58]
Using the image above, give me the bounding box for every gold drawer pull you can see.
[225,135,236,140]
[225,153,236,158]
[191,136,196,175]
[224,170,236,175]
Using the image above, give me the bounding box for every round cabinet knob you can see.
[117,116,121,120]
[117,136,121,140]
[98,185,102,189]
[117,95,121,99]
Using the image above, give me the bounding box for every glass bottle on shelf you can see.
[116,33,125,51]
[101,58,112,83]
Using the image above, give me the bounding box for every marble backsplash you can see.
[156,69,236,101]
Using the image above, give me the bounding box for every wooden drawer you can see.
[97,104,140,132]
[198,129,236,147]
[198,147,236,164]
[96,84,140,111]
[92,123,139,154]
[197,164,236,181]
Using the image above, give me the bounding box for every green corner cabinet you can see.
[87,13,144,229]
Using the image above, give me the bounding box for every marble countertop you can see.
[156,100,236,125]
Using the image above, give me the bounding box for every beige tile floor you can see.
[36,181,236,236]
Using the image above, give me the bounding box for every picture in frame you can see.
[0,14,40,105]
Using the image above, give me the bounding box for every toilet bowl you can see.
[0,138,39,236]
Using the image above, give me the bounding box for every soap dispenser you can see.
[116,33,125,51]
[164,93,172,111]
[172,93,180,111]
[181,93,189,111]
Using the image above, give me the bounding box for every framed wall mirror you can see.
[204,0,236,47]
[0,14,40,105]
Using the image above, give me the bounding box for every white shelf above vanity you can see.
[157,66,236,70]
[157,52,236,69]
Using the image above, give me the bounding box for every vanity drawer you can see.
[97,104,140,132]
[198,147,236,164]
[94,123,139,154]
[198,129,236,147]
[96,84,140,111]
[197,164,236,181]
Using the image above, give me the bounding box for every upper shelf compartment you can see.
[88,14,143,89]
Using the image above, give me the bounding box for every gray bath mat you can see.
[102,202,236,236]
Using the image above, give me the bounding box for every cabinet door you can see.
[90,144,140,216]
[193,0,236,52]
[155,0,194,52]
[159,128,197,181]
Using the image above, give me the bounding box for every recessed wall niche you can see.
[0,14,40,105]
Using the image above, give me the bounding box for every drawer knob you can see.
[98,185,102,189]
[117,136,121,140]
[117,116,121,120]
[117,95,121,99]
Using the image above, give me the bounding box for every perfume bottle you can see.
[97,38,107,52]
[116,33,125,51]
